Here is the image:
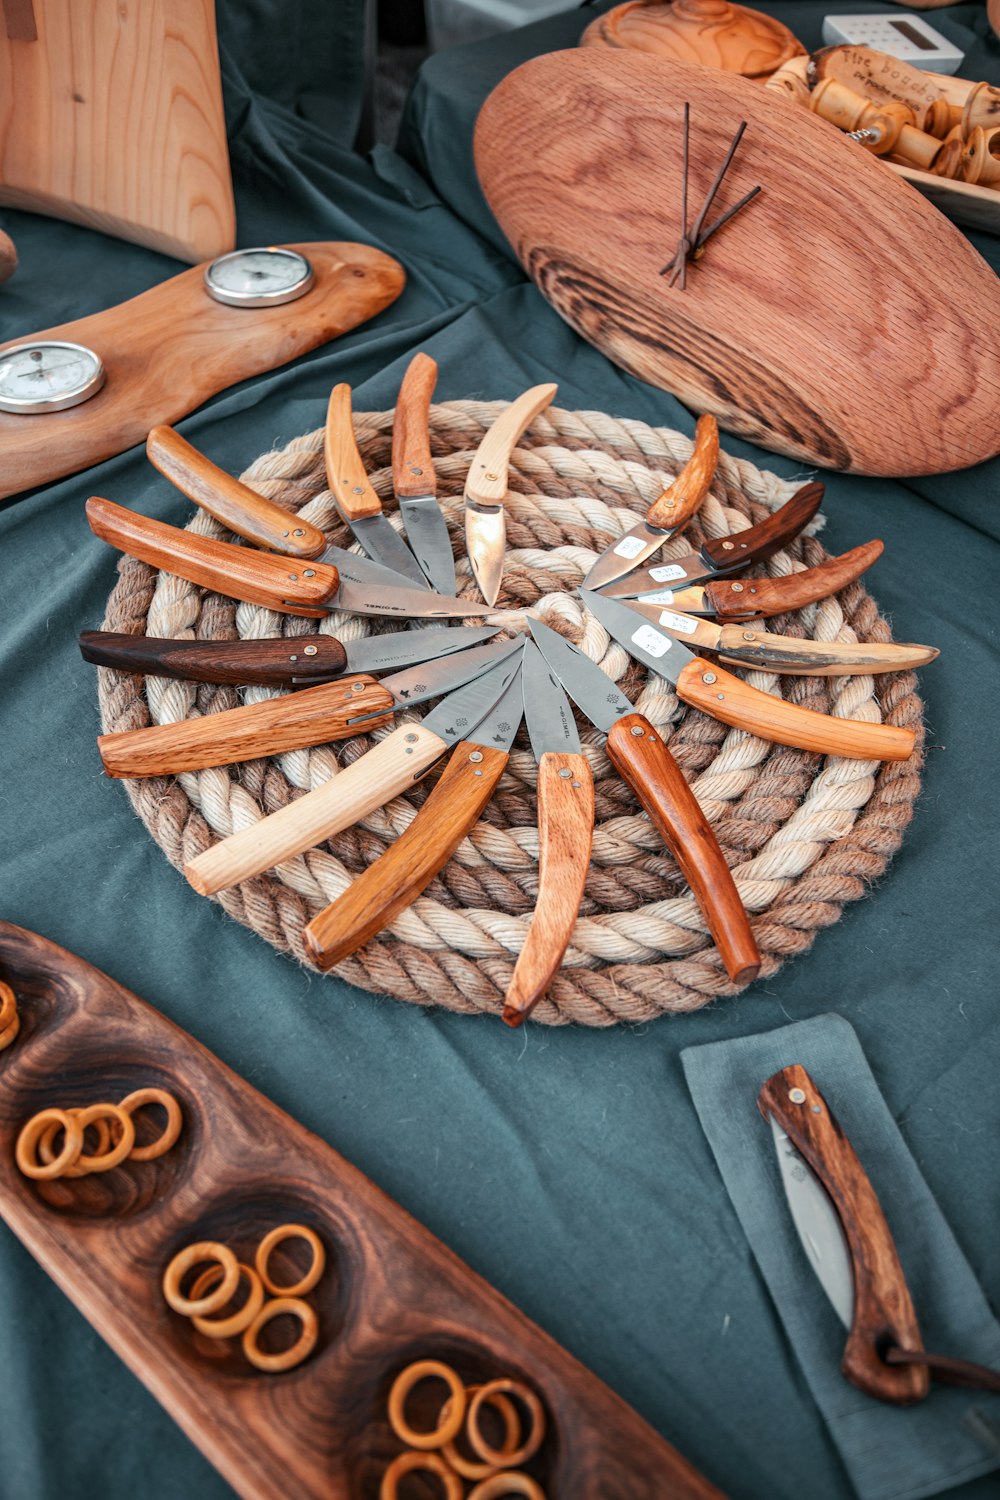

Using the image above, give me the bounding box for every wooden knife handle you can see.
[716,626,938,675]
[85,497,339,619]
[606,714,760,984]
[503,752,594,1026]
[758,1064,929,1405]
[392,354,438,499]
[676,659,915,761]
[78,631,350,687]
[185,722,448,895]
[645,415,719,531]
[325,383,382,521]
[700,482,825,574]
[701,541,884,621]
[465,383,557,506]
[97,677,394,778]
[146,426,327,559]
[303,742,508,970]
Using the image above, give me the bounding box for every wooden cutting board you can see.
[475,48,1000,476]
[0,922,724,1500]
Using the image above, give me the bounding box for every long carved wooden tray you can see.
[0,922,723,1500]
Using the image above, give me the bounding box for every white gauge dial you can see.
[204,247,315,308]
[0,341,106,414]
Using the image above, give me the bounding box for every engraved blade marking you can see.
[466,667,525,752]
[421,650,524,743]
[378,638,521,715]
[526,618,631,735]
[397,494,457,597]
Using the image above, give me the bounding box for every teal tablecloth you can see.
[1,5,998,1498]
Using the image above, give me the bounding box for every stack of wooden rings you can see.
[0,980,19,1051]
[15,1087,183,1180]
[382,1360,548,1499]
[162,1223,324,1374]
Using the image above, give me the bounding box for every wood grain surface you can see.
[758,1063,928,1405]
[645,414,718,530]
[581,0,805,78]
[392,354,439,497]
[464,385,558,507]
[0,0,234,262]
[0,921,726,1498]
[78,632,351,688]
[0,226,15,281]
[699,541,883,619]
[702,484,823,572]
[474,50,1000,474]
[0,243,405,500]
[605,713,760,983]
[326,384,386,522]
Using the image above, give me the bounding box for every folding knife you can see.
[303,660,526,970]
[527,618,760,986]
[185,652,523,896]
[583,414,719,590]
[581,590,918,762]
[325,382,429,588]
[391,354,456,596]
[86,498,507,620]
[96,638,521,780]
[78,625,499,688]
[464,383,558,606]
[651,541,883,621]
[502,639,594,1028]
[595,482,825,599]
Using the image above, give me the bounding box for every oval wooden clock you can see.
[0,242,405,499]
[475,49,1000,476]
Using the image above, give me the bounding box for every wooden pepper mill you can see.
[580,0,805,79]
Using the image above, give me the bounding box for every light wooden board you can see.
[474,48,1000,476]
[891,164,1000,238]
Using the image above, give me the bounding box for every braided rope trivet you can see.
[96,402,924,1025]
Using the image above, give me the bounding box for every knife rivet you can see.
[631,725,644,737]
[789,1087,807,1105]
[410,466,422,476]
[406,733,418,743]
[731,582,744,593]
[289,654,298,662]
[282,529,289,537]
[288,573,298,581]
[405,748,413,755]
[304,570,316,578]
[474,769,483,777]
[812,1105,822,1114]
[717,693,725,701]
[304,645,317,656]
[559,768,572,779]
[702,672,716,684]
[469,751,483,762]
[572,781,581,788]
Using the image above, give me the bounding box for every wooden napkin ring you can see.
[38,1108,108,1170]
[387,1360,467,1450]
[241,1295,318,1373]
[441,1385,521,1481]
[163,1242,240,1317]
[254,1223,325,1296]
[380,1449,464,1500]
[0,980,17,1033]
[0,1014,20,1051]
[189,1262,265,1340]
[71,1103,135,1175]
[118,1087,183,1161]
[468,1475,547,1500]
[16,1109,84,1180]
[467,1380,546,1468]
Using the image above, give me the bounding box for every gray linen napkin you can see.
[681,1014,1000,1500]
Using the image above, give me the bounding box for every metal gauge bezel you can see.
[0,340,106,414]
[203,247,315,308]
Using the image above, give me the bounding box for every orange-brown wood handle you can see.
[645,414,719,530]
[97,677,394,778]
[701,482,825,573]
[701,541,884,620]
[325,383,382,522]
[605,714,760,984]
[758,1064,929,1406]
[303,742,509,970]
[85,497,340,619]
[392,354,438,499]
[146,426,327,559]
[503,753,594,1027]
[716,626,938,675]
[676,659,915,761]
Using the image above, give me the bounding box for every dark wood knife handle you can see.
[85,497,340,618]
[146,426,327,559]
[79,631,349,687]
[606,714,760,985]
[758,1064,929,1406]
[700,482,825,574]
[701,541,883,620]
[392,353,438,499]
[303,742,508,970]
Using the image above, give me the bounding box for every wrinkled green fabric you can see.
[0,6,998,1499]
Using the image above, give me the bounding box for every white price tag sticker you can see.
[656,608,698,634]
[613,534,647,560]
[641,589,677,606]
[648,563,687,583]
[632,624,673,658]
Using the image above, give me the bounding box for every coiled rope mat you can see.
[97,402,924,1025]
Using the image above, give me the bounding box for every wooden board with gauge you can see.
[0,243,405,499]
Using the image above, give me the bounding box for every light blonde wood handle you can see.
[464,384,557,506]
[325,383,382,521]
[185,723,448,895]
[715,625,939,675]
[676,658,915,760]
[98,677,394,778]
[303,742,509,969]
[503,753,594,1027]
[392,354,438,498]
[645,414,719,531]
[146,426,327,559]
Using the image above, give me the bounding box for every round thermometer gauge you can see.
[204,247,315,308]
[0,340,106,414]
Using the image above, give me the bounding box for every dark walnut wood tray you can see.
[0,922,723,1500]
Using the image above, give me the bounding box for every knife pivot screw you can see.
[352,681,364,692]
[559,768,572,778]
[722,540,735,550]
[631,725,645,737]
[485,471,498,482]
[304,570,316,578]
[730,582,744,592]
[742,631,756,641]
[294,528,305,537]
[788,1087,807,1105]
[352,486,364,495]
[469,751,484,763]
[702,672,717,684]
[410,466,422,476]
[405,733,418,743]
[304,645,317,656]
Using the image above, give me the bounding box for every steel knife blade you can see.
[323,577,507,620]
[521,635,583,759]
[392,353,457,596]
[347,637,522,724]
[767,1113,854,1328]
[526,618,635,732]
